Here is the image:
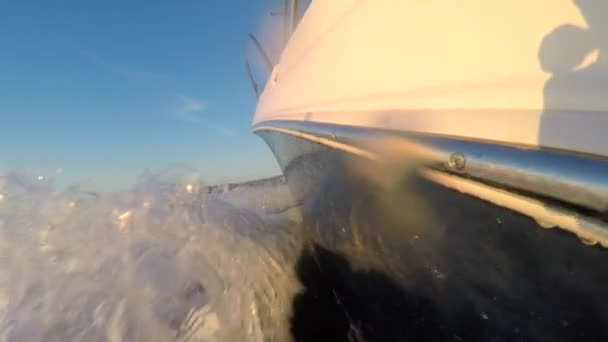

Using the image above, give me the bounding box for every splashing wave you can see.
[0,169,302,342]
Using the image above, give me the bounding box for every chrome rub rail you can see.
[253,120,608,247]
[254,120,608,212]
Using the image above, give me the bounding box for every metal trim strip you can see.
[253,120,608,212]
[253,120,608,247]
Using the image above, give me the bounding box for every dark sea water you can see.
[0,169,304,341]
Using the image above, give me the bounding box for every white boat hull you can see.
[249,0,608,339]
[254,0,608,158]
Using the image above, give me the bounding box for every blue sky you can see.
[0,0,284,189]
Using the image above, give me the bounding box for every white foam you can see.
[0,169,301,342]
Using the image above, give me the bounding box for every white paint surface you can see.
[255,0,608,157]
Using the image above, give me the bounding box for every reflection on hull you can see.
[257,130,608,341]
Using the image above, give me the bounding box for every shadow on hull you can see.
[257,130,608,341]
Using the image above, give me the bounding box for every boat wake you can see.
[0,169,302,342]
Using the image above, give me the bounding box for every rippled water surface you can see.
[0,169,303,341]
